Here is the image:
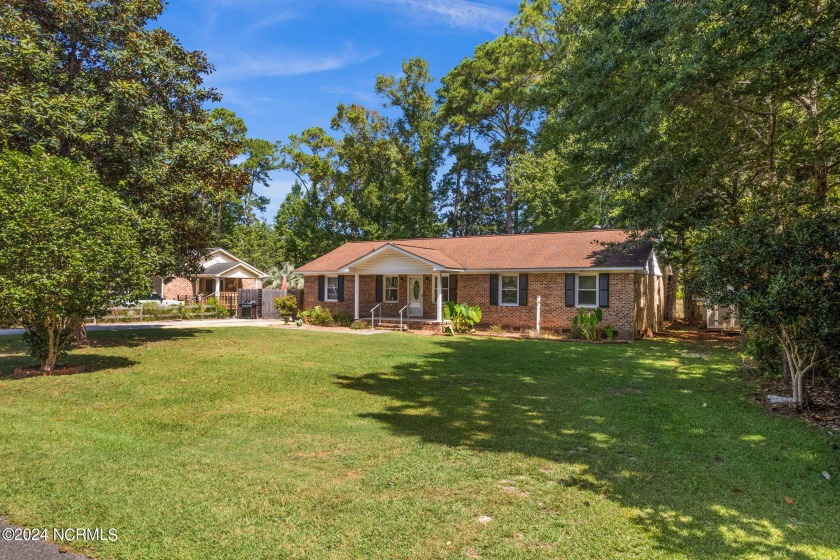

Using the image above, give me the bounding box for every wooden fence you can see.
[96,304,221,323]
[176,292,238,312]
[237,288,302,319]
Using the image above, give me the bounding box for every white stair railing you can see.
[370,303,382,330]
[398,305,408,331]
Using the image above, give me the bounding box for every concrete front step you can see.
[369,321,441,332]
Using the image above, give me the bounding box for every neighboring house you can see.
[152,248,267,301]
[296,230,666,340]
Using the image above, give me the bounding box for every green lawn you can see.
[0,328,838,559]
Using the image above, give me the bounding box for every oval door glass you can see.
[412,280,421,299]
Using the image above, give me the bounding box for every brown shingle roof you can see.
[296,230,652,273]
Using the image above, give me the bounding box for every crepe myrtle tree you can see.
[0,151,150,373]
[695,200,839,410]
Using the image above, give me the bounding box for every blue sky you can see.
[155,0,520,219]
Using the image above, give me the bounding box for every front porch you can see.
[342,243,461,325]
[356,273,455,324]
[306,244,463,324]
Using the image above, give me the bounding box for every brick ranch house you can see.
[296,230,666,340]
[152,248,267,301]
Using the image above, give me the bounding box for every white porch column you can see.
[354,273,360,320]
[214,277,221,298]
[436,271,443,323]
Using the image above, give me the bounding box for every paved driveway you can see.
[0,318,293,337]
[0,319,393,337]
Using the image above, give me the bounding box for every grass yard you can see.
[0,328,838,559]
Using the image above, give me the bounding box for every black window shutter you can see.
[449,275,458,303]
[317,275,325,302]
[518,274,528,306]
[489,274,499,305]
[599,273,610,308]
[337,275,345,302]
[565,274,575,307]
[375,275,383,303]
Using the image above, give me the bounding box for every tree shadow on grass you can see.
[86,327,214,348]
[335,337,840,559]
[0,328,212,379]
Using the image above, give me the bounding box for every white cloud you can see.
[209,46,381,82]
[248,8,300,30]
[322,86,377,104]
[355,0,514,33]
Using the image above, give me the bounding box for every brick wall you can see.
[303,275,440,320]
[242,279,262,290]
[456,273,637,340]
[302,275,355,318]
[162,277,194,299]
[162,277,263,299]
[302,272,640,339]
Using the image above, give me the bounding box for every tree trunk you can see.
[504,158,513,235]
[664,270,677,322]
[73,317,88,347]
[40,317,58,375]
[453,135,462,237]
[682,291,696,323]
[778,326,817,411]
[41,349,57,375]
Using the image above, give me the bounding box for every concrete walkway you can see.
[0,518,90,560]
[0,319,393,337]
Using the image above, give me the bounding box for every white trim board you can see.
[301,267,645,275]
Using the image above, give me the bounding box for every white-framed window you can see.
[326,276,339,302]
[384,276,399,303]
[434,275,450,302]
[576,275,597,307]
[500,274,519,306]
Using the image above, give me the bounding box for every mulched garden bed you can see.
[9,365,86,379]
[757,376,840,433]
[660,320,741,344]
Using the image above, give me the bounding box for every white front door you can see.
[408,276,423,317]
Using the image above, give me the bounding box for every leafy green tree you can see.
[516,0,840,384]
[276,128,344,264]
[511,149,605,232]
[239,138,281,226]
[0,151,149,373]
[0,0,248,277]
[274,182,339,267]
[695,197,839,409]
[331,102,412,238]
[219,221,280,273]
[437,60,505,237]
[441,35,542,233]
[275,60,446,259]
[436,136,503,236]
[375,58,444,236]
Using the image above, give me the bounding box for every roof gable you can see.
[339,243,464,273]
[201,248,267,278]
